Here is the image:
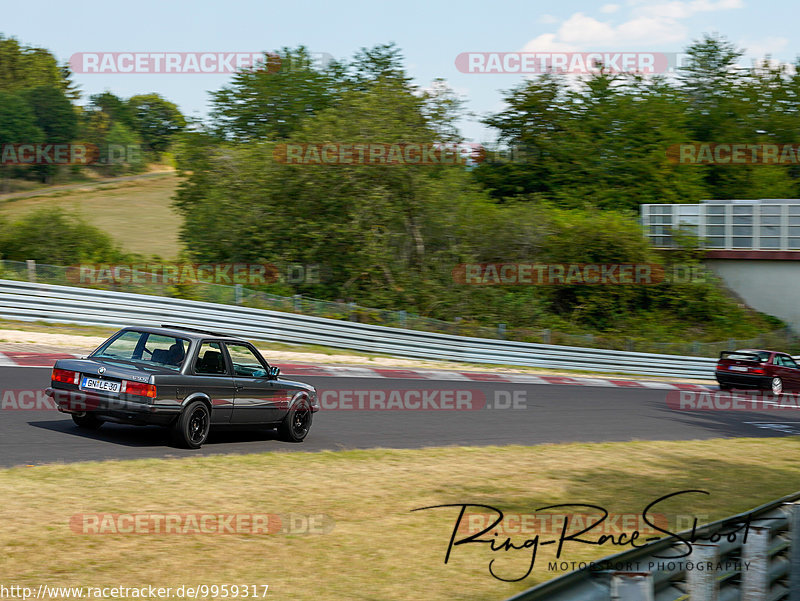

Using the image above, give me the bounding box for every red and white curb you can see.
[0,352,715,391]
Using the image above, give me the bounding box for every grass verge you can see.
[1,438,799,600]
[0,172,182,258]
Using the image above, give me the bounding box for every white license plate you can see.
[81,377,120,393]
[729,366,748,372]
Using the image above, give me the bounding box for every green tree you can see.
[0,91,43,191]
[476,72,707,208]
[0,208,126,264]
[0,35,74,95]
[102,122,144,175]
[17,85,79,182]
[20,86,77,144]
[86,92,134,129]
[126,93,186,157]
[210,46,341,141]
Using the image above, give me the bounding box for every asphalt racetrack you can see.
[0,366,794,467]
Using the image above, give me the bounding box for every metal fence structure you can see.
[505,492,800,601]
[641,199,800,250]
[0,260,793,359]
[0,278,722,378]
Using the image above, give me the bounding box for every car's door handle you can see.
[235,385,244,391]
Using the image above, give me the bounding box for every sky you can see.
[0,0,796,142]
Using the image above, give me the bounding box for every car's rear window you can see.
[92,330,190,371]
[726,351,770,362]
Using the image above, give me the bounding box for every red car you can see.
[715,349,800,395]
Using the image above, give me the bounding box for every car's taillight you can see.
[750,368,765,374]
[52,368,79,384]
[121,380,157,398]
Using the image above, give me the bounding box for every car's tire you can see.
[171,400,211,449]
[72,412,103,430]
[771,377,784,396]
[278,397,312,443]
[719,384,732,391]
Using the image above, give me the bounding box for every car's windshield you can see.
[91,330,189,371]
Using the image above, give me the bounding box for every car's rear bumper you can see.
[714,371,771,390]
[46,387,180,426]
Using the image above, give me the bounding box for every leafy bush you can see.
[0,208,128,264]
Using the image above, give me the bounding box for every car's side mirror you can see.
[268,366,280,380]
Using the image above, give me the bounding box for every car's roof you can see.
[120,325,248,343]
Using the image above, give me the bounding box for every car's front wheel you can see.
[771,377,784,396]
[171,400,211,449]
[278,397,312,442]
[72,412,103,430]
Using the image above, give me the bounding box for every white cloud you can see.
[616,16,688,44]
[523,0,743,50]
[522,33,580,52]
[636,0,743,19]
[556,13,619,45]
[741,36,789,59]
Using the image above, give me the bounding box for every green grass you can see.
[0,173,182,259]
[1,439,800,600]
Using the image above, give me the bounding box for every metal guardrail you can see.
[505,492,800,601]
[2,259,795,358]
[0,279,719,378]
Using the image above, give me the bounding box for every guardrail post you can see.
[542,329,550,344]
[234,284,242,305]
[687,543,720,600]
[293,294,302,312]
[497,323,506,339]
[26,259,36,283]
[786,503,800,601]
[609,572,653,601]
[742,526,771,600]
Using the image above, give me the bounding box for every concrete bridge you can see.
[641,199,800,332]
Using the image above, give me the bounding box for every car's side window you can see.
[147,334,187,367]
[783,356,798,369]
[195,342,229,375]
[225,344,267,378]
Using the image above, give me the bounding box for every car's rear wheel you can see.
[72,412,103,430]
[278,398,312,442]
[771,377,784,396]
[171,400,211,449]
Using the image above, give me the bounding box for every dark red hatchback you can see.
[715,349,800,395]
